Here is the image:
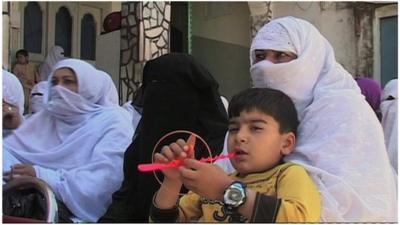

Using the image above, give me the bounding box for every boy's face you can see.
[17,54,28,64]
[227,109,295,175]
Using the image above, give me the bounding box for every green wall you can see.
[192,35,251,99]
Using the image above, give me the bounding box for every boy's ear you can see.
[280,132,296,156]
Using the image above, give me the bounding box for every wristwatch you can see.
[223,181,247,208]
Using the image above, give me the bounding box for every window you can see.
[24,2,42,53]
[55,7,72,57]
[80,13,96,60]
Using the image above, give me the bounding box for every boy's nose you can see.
[236,130,248,143]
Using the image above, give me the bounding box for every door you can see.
[78,5,101,64]
[380,16,398,86]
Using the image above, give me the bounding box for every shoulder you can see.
[275,163,310,180]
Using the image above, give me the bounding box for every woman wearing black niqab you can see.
[99,53,228,222]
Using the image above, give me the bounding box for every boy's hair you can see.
[16,49,29,58]
[228,88,299,136]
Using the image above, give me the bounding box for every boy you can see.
[150,88,321,222]
[13,49,40,111]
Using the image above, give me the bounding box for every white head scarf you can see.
[220,96,229,115]
[122,100,142,131]
[3,59,134,221]
[249,17,397,222]
[39,46,66,81]
[29,81,48,114]
[2,70,25,116]
[97,70,119,106]
[380,79,397,173]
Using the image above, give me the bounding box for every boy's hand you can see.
[154,138,194,183]
[180,159,234,201]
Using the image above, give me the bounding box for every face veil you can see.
[100,53,228,222]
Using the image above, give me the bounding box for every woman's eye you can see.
[64,79,76,84]
[278,52,288,58]
[255,53,266,60]
[51,80,58,86]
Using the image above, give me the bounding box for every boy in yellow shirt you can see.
[150,88,321,222]
[13,49,40,111]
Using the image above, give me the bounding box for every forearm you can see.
[154,179,182,209]
[150,179,182,223]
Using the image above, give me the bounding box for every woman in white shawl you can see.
[27,81,48,115]
[3,59,134,222]
[39,46,66,81]
[247,17,396,222]
[380,79,397,173]
[2,70,24,135]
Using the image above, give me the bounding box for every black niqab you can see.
[99,53,228,222]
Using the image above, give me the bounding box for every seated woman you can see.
[2,70,25,137]
[3,59,134,222]
[99,53,228,222]
[218,16,396,222]
[26,81,48,117]
[248,16,396,222]
[39,46,66,81]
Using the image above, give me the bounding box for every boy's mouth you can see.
[234,149,248,155]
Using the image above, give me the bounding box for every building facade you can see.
[2,1,397,102]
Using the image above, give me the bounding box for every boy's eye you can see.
[228,127,239,133]
[251,126,263,131]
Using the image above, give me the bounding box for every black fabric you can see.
[250,192,281,223]
[99,53,228,222]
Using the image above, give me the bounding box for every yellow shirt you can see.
[167,162,321,222]
[13,63,38,89]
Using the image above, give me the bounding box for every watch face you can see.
[224,182,246,207]
[228,189,243,202]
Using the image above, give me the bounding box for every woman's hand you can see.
[2,101,22,129]
[3,164,36,182]
[180,159,234,201]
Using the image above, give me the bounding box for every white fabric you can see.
[250,22,297,64]
[220,96,229,115]
[382,79,397,101]
[214,132,236,173]
[122,100,142,130]
[39,46,66,81]
[29,81,48,114]
[248,16,397,222]
[381,79,398,173]
[2,70,24,116]
[97,70,119,106]
[3,59,134,222]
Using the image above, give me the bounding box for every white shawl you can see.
[249,17,397,222]
[3,59,134,222]
[122,100,142,130]
[2,70,25,116]
[29,81,48,114]
[39,46,66,81]
[380,79,397,173]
